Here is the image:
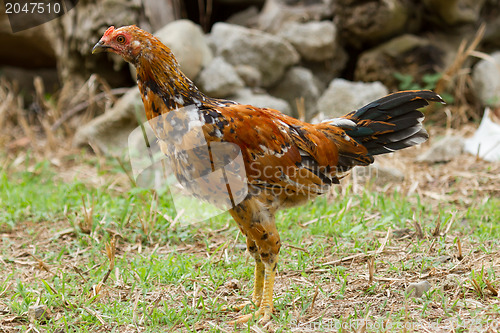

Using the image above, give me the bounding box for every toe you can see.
[230,307,273,325]
[258,307,273,324]
[229,313,254,325]
[251,295,262,308]
[222,301,254,312]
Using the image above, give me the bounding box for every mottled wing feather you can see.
[207,105,336,194]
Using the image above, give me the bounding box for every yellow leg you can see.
[222,257,265,312]
[257,259,277,322]
[222,239,265,312]
[227,205,281,325]
[234,256,278,324]
[252,258,265,306]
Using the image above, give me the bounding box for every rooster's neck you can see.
[135,48,213,114]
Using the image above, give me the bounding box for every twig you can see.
[470,278,483,298]
[367,256,375,284]
[375,227,391,255]
[208,322,231,333]
[40,279,74,308]
[300,213,337,227]
[28,253,54,275]
[457,238,463,261]
[485,279,498,296]
[285,243,310,255]
[413,219,424,239]
[431,216,441,237]
[83,306,107,326]
[443,212,456,236]
[307,285,319,314]
[72,266,88,283]
[357,309,371,333]
[434,24,485,96]
[363,227,391,284]
[250,326,266,333]
[50,87,129,131]
[316,251,377,270]
[147,293,163,317]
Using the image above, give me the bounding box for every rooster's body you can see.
[93,25,443,324]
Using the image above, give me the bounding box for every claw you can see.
[221,301,254,312]
[230,256,278,325]
[230,306,273,325]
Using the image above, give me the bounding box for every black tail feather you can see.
[343,90,444,156]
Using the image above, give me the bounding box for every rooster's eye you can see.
[116,35,126,44]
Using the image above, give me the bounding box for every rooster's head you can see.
[92,25,163,64]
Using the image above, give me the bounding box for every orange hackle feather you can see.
[93,25,444,324]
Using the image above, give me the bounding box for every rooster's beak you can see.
[92,40,111,54]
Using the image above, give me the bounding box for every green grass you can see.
[0,154,499,332]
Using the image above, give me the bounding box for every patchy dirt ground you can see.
[0,207,499,332]
[1,126,499,332]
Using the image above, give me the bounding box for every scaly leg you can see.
[223,238,265,311]
[250,240,265,307]
[228,201,281,324]
[234,256,278,324]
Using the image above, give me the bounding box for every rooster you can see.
[93,25,443,324]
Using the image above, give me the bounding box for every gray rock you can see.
[258,0,333,33]
[142,0,176,31]
[442,274,462,291]
[28,305,51,323]
[305,52,349,87]
[234,64,262,88]
[406,281,431,298]
[73,88,145,155]
[334,0,414,47]
[417,135,465,163]
[436,255,452,264]
[270,67,323,120]
[209,22,299,87]
[224,278,241,291]
[226,6,260,27]
[317,79,388,118]
[423,0,486,26]
[277,21,339,62]
[196,57,244,98]
[155,20,213,80]
[427,29,474,73]
[354,164,405,186]
[472,51,500,107]
[355,34,444,89]
[229,88,291,115]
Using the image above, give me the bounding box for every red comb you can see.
[103,26,115,37]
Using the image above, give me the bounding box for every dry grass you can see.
[0,128,498,332]
[0,75,126,161]
[0,169,498,332]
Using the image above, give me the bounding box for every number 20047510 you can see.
[5,2,61,14]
